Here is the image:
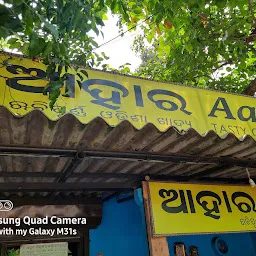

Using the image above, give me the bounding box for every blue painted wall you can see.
[250,233,256,254]
[167,232,256,256]
[90,190,256,256]
[90,190,149,256]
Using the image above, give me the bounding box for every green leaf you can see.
[99,0,105,7]
[122,66,130,73]
[28,32,47,56]
[102,14,108,20]
[62,89,71,97]
[101,52,109,60]
[44,21,59,39]
[185,44,193,53]
[110,0,118,12]
[133,7,142,14]
[0,26,8,38]
[92,26,99,36]
[43,83,51,95]
[146,29,155,43]
[179,28,185,36]
[60,106,66,114]
[42,41,52,58]
[59,43,66,55]
[91,40,99,48]
[24,9,33,34]
[7,37,18,45]
[58,65,63,75]
[0,4,12,25]
[120,2,129,22]
[51,81,63,90]
[46,63,57,78]
[95,16,104,26]
[49,99,56,110]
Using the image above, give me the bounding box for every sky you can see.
[91,14,142,71]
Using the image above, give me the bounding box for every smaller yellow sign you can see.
[148,182,256,236]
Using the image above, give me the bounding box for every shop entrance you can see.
[0,234,88,256]
[0,197,101,256]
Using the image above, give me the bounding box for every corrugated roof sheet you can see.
[0,107,256,198]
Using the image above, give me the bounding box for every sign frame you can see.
[2,52,256,140]
[147,181,256,237]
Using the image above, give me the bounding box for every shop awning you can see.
[0,52,256,200]
[0,107,256,200]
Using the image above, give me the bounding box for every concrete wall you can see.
[90,190,149,256]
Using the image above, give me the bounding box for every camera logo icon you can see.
[0,200,13,211]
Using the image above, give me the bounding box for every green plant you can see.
[131,0,256,93]
[6,248,20,256]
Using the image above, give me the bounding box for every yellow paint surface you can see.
[1,53,256,139]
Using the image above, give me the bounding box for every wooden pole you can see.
[142,181,170,256]
[79,230,89,256]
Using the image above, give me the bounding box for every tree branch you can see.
[193,73,213,80]
[248,0,256,27]
[212,60,232,72]
[243,78,256,96]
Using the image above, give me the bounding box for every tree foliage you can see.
[0,0,135,108]
[0,0,106,108]
[0,0,255,108]
[131,0,256,94]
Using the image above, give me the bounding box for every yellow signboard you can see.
[148,182,256,236]
[1,52,256,139]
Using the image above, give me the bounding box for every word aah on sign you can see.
[159,189,256,220]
